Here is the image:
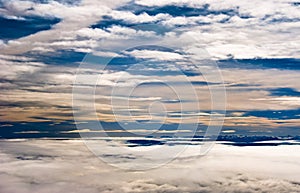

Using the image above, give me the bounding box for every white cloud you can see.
[134,0,205,8]
[222,129,236,133]
[109,10,171,23]
[0,139,299,192]
[251,97,300,107]
[106,25,156,37]
[76,28,110,39]
[1,0,299,59]
[131,0,300,59]
[135,0,300,20]
[0,0,130,55]
[161,14,229,26]
[0,58,45,80]
[124,49,184,61]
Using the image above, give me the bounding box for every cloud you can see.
[222,129,236,133]
[160,14,229,26]
[0,139,300,192]
[134,0,300,20]
[0,55,45,80]
[1,0,299,59]
[0,0,129,55]
[133,0,205,8]
[108,10,171,24]
[124,49,185,61]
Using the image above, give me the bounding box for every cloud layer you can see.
[0,139,300,192]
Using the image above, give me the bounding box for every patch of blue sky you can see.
[261,14,300,23]
[119,3,236,17]
[126,45,175,52]
[218,58,300,71]
[269,88,300,97]
[0,119,299,139]
[14,0,81,5]
[222,125,300,137]
[91,16,132,29]
[291,2,300,6]
[91,16,171,35]
[0,16,60,41]
[244,109,300,120]
[0,121,77,139]
[24,50,86,66]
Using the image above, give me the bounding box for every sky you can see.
[0,1,300,192]
[0,0,300,139]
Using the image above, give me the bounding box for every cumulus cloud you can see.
[135,0,300,20]
[1,0,299,59]
[161,14,230,27]
[0,0,129,55]
[108,10,171,24]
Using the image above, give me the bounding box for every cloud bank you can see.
[0,139,300,193]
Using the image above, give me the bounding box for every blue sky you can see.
[0,0,299,138]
